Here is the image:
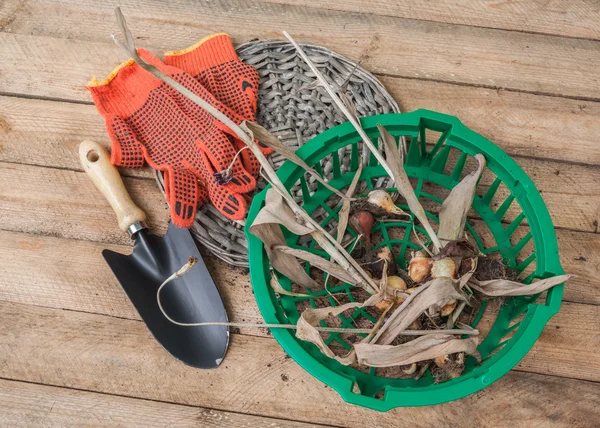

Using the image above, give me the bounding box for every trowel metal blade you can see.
[103,222,229,368]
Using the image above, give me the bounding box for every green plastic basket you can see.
[245,110,565,410]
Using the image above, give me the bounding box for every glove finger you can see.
[194,133,255,193]
[205,176,249,220]
[108,116,146,168]
[164,168,201,228]
[188,152,249,220]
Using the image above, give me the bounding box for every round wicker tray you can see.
[156,40,400,266]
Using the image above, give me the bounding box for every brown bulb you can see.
[349,210,375,250]
[431,258,457,279]
[366,190,407,216]
[440,300,457,316]
[387,276,407,290]
[408,251,432,283]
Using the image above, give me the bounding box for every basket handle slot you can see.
[482,177,502,205]
[495,194,515,220]
[451,151,469,181]
[429,145,451,174]
[505,212,526,237]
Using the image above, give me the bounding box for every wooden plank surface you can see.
[259,0,600,40]
[2,0,600,100]
[0,300,598,428]
[0,379,324,428]
[0,162,596,304]
[3,74,600,167]
[0,96,152,179]
[0,0,598,424]
[1,225,598,378]
[383,77,600,166]
[1,93,600,233]
[0,162,169,244]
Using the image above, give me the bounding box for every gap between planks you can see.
[0,161,597,304]
[0,226,598,382]
[0,300,598,428]
[0,377,334,428]
[1,85,600,232]
[254,0,600,42]
[1,0,600,100]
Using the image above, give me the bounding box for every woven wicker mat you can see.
[156,40,400,266]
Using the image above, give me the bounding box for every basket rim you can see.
[246,110,565,410]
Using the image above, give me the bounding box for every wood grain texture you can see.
[0,95,151,178]
[479,302,600,381]
[78,140,147,232]
[258,0,600,40]
[3,74,600,168]
[0,226,597,380]
[0,230,262,335]
[383,77,600,166]
[0,162,169,244]
[0,379,324,428]
[0,300,598,428]
[0,0,597,424]
[1,0,600,100]
[522,302,600,380]
[3,76,600,170]
[1,93,600,233]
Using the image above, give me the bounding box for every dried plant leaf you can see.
[339,90,360,123]
[273,245,359,285]
[336,163,364,243]
[253,188,315,236]
[242,121,349,201]
[469,274,573,297]
[270,274,311,297]
[249,189,320,288]
[373,277,467,345]
[249,222,319,289]
[378,124,442,252]
[284,33,400,187]
[355,334,480,367]
[438,154,486,246]
[457,257,478,289]
[260,176,377,294]
[296,298,381,365]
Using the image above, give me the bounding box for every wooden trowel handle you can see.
[79,140,146,233]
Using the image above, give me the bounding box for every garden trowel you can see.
[79,140,229,368]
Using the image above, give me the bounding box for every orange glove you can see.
[87,49,256,227]
[164,34,272,178]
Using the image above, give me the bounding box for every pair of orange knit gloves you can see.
[88,34,270,228]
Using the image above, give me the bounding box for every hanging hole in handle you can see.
[86,150,100,163]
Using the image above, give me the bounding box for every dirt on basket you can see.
[431,356,465,383]
[475,254,518,282]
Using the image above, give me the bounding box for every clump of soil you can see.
[474,254,518,281]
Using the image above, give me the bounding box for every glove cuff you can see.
[164,34,239,75]
[87,49,167,118]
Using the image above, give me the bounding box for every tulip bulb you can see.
[349,210,374,250]
[431,257,457,279]
[408,251,432,283]
[387,276,407,290]
[366,190,406,216]
[402,363,417,375]
[440,300,457,317]
[375,298,394,311]
[376,276,407,311]
[434,355,449,368]
[364,246,398,279]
